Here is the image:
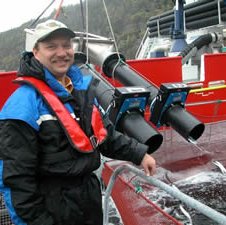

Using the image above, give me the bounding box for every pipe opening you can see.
[189,123,205,141]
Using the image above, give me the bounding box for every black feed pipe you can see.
[178,33,218,58]
[74,53,163,153]
[102,55,205,142]
[187,15,226,30]
[94,71,163,154]
[186,8,226,23]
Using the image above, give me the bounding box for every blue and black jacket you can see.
[0,52,148,225]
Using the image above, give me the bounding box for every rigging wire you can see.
[101,0,121,81]
[29,0,56,28]
[101,0,120,56]
[85,0,89,64]
[100,0,159,89]
[78,0,159,90]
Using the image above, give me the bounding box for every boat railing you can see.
[135,28,151,59]
[187,82,226,115]
[103,164,226,225]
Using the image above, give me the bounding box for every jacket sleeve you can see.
[99,119,149,165]
[0,120,54,225]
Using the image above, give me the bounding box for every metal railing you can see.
[103,164,226,225]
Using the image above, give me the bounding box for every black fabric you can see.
[40,173,102,225]
[17,52,45,80]
[40,149,72,165]
[0,120,55,225]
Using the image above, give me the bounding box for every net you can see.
[0,193,14,225]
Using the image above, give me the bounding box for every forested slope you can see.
[0,0,173,71]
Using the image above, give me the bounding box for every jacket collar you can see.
[17,51,84,98]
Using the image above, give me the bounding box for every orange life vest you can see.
[15,76,107,153]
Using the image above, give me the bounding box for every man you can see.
[0,19,156,225]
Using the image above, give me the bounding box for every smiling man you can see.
[0,19,156,225]
[32,21,75,81]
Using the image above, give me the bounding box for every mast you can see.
[170,0,188,53]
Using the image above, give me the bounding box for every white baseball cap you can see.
[24,19,75,52]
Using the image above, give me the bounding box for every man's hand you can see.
[141,154,156,176]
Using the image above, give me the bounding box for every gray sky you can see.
[0,0,79,32]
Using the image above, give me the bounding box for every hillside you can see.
[0,0,173,71]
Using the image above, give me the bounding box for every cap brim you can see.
[38,27,76,42]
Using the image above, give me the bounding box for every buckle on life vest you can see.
[90,135,98,149]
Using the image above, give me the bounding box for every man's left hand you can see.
[141,154,156,176]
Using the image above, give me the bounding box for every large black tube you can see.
[119,111,163,152]
[148,20,174,33]
[147,14,174,27]
[178,33,218,59]
[185,1,218,17]
[148,25,174,38]
[86,61,163,154]
[102,58,205,141]
[102,57,158,102]
[148,29,172,38]
[163,104,205,141]
[184,0,213,10]
[186,15,226,29]
[186,9,223,23]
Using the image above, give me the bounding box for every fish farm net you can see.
[0,193,14,225]
[102,121,226,225]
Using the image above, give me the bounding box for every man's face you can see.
[33,35,74,79]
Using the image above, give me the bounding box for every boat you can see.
[1,0,226,224]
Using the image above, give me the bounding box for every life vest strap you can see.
[15,76,107,153]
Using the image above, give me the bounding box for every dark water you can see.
[144,171,226,225]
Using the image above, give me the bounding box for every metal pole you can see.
[157,19,160,37]
[103,164,226,225]
[218,0,222,24]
